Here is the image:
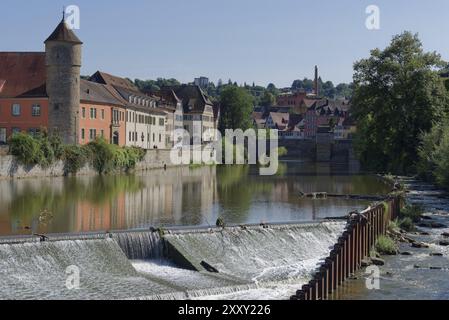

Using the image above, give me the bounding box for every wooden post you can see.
[326,257,334,294]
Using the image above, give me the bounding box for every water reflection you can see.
[0,162,391,236]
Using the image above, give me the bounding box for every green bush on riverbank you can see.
[417,118,449,190]
[375,235,398,255]
[9,133,146,175]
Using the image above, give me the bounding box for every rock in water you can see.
[412,242,429,249]
[371,257,385,266]
[430,253,444,257]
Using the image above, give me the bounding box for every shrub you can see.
[388,220,399,233]
[35,134,55,168]
[8,132,146,174]
[63,145,90,174]
[8,132,40,166]
[417,119,449,189]
[399,217,415,232]
[49,133,64,159]
[400,204,424,223]
[278,146,288,157]
[86,138,116,174]
[375,235,398,255]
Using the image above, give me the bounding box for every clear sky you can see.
[1,0,448,87]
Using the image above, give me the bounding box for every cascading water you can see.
[0,222,347,300]
[165,222,345,284]
[112,231,165,260]
[0,238,181,300]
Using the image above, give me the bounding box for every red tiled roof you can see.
[80,79,124,106]
[0,52,47,98]
[90,71,139,92]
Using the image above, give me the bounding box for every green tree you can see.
[417,117,449,188]
[267,83,280,96]
[219,85,254,132]
[260,91,276,107]
[352,32,448,174]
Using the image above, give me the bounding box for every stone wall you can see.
[0,149,180,180]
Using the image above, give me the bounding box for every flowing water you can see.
[0,161,393,300]
[0,222,345,300]
[332,177,449,300]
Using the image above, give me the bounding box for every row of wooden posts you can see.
[291,196,402,300]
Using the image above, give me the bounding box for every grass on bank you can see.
[8,132,146,175]
[375,235,398,255]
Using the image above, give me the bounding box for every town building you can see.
[194,77,209,88]
[89,71,168,149]
[266,112,290,131]
[157,89,185,148]
[167,85,217,145]
[0,52,48,143]
[276,90,307,113]
[0,19,131,147]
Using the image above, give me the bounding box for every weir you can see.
[0,201,401,300]
[164,222,346,284]
[0,238,181,300]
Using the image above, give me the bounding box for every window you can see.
[32,104,41,117]
[90,108,97,119]
[28,128,40,137]
[82,107,86,118]
[129,131,132,141]
[159,118,164,126]
[0,128,6,144]
[101,130,104,138]
[101,109,105,120]
[12,104,21,116]
[89,129,97,141]
[12,128,21,134]
[153,133,155,142]
[81,129,85,140]
[159,134,161,142]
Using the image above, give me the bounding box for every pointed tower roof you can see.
[44,19,82,44]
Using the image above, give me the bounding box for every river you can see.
[0,161,394,300]
[0,161,390,236]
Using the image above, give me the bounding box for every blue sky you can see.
[1,0,448,87]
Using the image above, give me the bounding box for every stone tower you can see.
[45,18,82,144]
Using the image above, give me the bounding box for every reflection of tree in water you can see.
[216,165,274,224]
[7,175,144,233]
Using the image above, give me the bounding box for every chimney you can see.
[314,65,319,97]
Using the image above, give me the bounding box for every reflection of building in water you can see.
[122,166,217,229]
[0,167,217,235]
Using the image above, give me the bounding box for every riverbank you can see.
[332,176,449,300]
[0,149,181,180]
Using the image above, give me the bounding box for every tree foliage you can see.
[352,32,449,174]
[218,85,254,133]
[417,117,449,188]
